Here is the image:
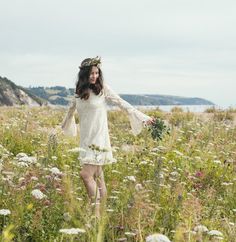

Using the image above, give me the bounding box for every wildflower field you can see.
[0,106,235,242]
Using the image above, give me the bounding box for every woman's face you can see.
[89,66,99,84]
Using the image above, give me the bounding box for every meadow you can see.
[0,106,235,242]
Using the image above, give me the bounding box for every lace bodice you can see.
[61,82,152,137]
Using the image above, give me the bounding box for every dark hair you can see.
[75,60,104,100]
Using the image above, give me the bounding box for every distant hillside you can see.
[0,77,45,106]
[27,86,74,105]
[28,86,214,106]
[121,94,214,105]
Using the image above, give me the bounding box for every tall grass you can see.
[0,106,235,241]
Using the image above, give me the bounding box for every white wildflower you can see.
[125,176,136,182]
[2,171,14,176]
[25,156,37,164]
[109,196,119,199]
[170,171,179,177]
[125,232,136,237]
[0,209,11,216]
[17,162,29,167]
[67,147,86,153]
[31,189,47,200]
[139,160,148,165]
[16,153,37,164]
[221,182,233,186]
[157,145,167,151]
[16,153,28,159]
[194,225,208,233]
[184,230,196,235]
[117,237,128,241]
[213,160,221,164]
[50,167,62,176]
[111,191,121,194]
[135,183,143,191]
[208,230,223,237]
[111,170,122,174]
[173,150,184,156]
[159,172,164,179]
[59,228,86,234]
[54,177,61,181]
[51,156,57,161]
[18,177,25,182]
[106,209,114,212]
[30,176,38,181]
[146,233,171,242]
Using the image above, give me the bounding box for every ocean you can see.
[108,104,236,113]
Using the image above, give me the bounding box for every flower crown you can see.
[79,56,101,69]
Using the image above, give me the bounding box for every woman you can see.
[61,56,155,218]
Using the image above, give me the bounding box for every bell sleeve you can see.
[103,82,152,136]
[61,96,78,137]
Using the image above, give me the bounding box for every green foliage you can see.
[147,118,170,141]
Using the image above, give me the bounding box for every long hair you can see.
[75,62,104,100]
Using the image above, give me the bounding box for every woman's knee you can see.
[79,169,87,179]
[95,166,103,179]
[80,164,96,180]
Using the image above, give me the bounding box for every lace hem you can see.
[79,157,117,166]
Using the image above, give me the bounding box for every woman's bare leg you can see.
[94,166,107,216]
[80,164,101,217]
[95,166,107,200]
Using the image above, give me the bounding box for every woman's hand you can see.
[143,117,156,126]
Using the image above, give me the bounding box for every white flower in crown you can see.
[79,56,101,69]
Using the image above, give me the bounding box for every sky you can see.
[0,0,235,107]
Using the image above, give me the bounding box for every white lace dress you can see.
[61,82,152,166]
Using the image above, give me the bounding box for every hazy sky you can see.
[0,0,235,106]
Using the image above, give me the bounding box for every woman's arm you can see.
[61,96,77,136]
[103,82,154,136]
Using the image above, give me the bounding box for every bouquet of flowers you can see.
[145,117,170,141]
